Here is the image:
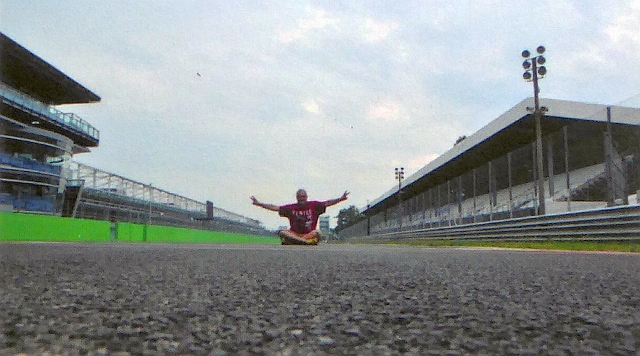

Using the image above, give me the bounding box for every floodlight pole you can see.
[522,47,547,216]
[531,59,546,215]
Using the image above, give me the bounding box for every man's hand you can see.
[325,191,350,207]
[251,196,280,212]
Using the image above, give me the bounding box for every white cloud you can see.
[605,1,640,48]
[368,101,402,121]
[301,9,339,30]
[277,29,305,44]
[277,8,340,44]
[302,98,321,114]
[362,18,398,43]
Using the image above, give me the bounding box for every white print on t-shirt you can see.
[292,209,313,230]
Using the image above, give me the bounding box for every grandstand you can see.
[0,31,266,235]
[64,162,266,235]
[340,98,640,238]
[0,31,99,216]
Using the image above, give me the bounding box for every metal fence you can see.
[344,205,640,242]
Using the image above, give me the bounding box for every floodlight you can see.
[536,56,546,65]
[523,71,532,80]
[536,46,545,54]
[522,60,531,69]
[537,66,547,76]
[522,50,531,58]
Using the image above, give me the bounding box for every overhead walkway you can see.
[0,82,99,146]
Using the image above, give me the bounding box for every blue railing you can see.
[0,153,62,175]
[0,82,99,141]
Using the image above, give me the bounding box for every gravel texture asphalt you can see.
[1,242,639,355]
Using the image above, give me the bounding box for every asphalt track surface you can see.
[1,243,639,355]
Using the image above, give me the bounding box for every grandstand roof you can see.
[367,98,640,212]
[0,32,100,105]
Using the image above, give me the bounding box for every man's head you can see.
[296,189,308,205]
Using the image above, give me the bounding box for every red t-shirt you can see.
[279,201,327,234]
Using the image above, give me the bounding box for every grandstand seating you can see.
[5,195,54,213]
[369,163,612,233]
[0,152,61,175]
[1,152,60,213]
[0,193,12,204]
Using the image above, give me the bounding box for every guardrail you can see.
[346,205,640,242]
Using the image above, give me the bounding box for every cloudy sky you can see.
[1,1,639,229]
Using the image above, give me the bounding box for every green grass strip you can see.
[0,212,279,244]
[0,212,110,242]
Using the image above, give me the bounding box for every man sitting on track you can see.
[251,189,349,245]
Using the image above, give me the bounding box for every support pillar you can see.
[564,126,571,212]
[547,136,554,199]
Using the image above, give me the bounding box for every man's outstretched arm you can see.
[324,191,349,207]
[251,196,280,212]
